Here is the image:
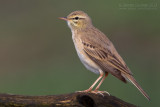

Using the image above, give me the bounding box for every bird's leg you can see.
[78,70,104,92]
[92,73,110,95]
[94,72,108,91]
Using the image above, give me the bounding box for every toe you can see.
[76,89,92,93]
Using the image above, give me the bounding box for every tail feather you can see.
[127,75,150,101]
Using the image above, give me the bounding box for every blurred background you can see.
[0,0,159,106]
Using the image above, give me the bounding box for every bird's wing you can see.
[82,40,132,82]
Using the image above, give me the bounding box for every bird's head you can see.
[59,11,92,30]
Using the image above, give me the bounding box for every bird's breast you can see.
[72,33,100,74]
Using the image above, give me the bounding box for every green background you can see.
[0,0,159,106]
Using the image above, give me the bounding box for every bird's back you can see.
[80,26,132,74]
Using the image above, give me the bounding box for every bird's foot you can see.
[76,89,110,97]
[91,90,110,96]
[76,88,92,93]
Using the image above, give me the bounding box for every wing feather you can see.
[82,41,132,78]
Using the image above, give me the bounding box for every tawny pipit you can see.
[59,11,150,100]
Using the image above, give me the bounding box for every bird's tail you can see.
[127,75,150,101]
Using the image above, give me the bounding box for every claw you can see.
[76,89,92,93]
[91,90,110,97]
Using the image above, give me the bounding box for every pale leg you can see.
[94,73,108,91]
[79,69,104,92]
[91,73,110,95]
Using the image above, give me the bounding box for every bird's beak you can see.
[59,17,68,21]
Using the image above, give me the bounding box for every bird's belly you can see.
[73,40,100,74]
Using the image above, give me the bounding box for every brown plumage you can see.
[59,10,150,100]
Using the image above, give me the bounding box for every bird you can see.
[59,10,150,100]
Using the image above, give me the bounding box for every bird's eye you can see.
[74,17,79,20]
